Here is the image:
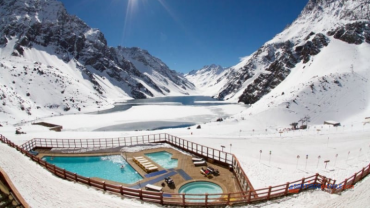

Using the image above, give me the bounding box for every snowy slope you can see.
[0,0,195,123]
[210,0,370,108]
[185,64,230,96]
[116,47,195,97]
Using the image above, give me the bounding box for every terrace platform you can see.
[36,147,242,194]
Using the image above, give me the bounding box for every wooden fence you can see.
[20,134,167,151]
[1,133,370,206]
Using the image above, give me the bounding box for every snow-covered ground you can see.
[1,102,370,207]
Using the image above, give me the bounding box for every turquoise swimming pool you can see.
[42,155,142,184]
[179,181,223,202]
[144,151,178,169]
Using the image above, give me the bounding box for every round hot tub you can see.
[178,181,223,202]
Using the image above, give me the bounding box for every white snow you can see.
[185,64,231,96]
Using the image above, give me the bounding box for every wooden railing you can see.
[1,133,370,206]
[20,134,167,151]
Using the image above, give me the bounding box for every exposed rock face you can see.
[219,34,329,104]
[327,21,370,44]
[296,33,329,63]
[0,0,194,99]
[237,32,332,104]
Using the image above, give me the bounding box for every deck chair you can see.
[145,184,162,191]
[146,166,158,173]
[193,160,207,166]
[192,157,204,161]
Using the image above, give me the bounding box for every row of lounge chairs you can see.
[133,156,158,173]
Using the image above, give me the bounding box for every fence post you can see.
[342,178,347,191]
[314,173,319,185]
[53,165,56,175]
[301,178,305,190]
[63,169,66,179]
[353,173,357,184]
[74,173,77,181]
[360,168,365,180]
[88,178,91,186]
[285,182,290,195]
[321,177,326,191]
[160,192,163,205]
[182,193,185,206]
[247,190,252,203]
[139,189,143,200]
[267,186,272,200]
[227,193,231,205]
[205,193,208,207]
[331,180,336,194]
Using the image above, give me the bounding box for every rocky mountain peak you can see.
[300,0,370,21]
[0,0,67,24]
[190,64,225,75]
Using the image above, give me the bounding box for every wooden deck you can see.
[36,147,242,194]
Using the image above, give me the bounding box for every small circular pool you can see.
[179,181,223,201]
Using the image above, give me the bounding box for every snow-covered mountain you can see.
[115,47,194,96]
[185,64,230,96]
[0,0,195,123]
[211,0,370,103]
[200,0,370,124]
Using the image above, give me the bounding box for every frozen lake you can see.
[90,96,245,131]
[91,96,232,114]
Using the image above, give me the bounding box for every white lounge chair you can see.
[194,160,207,166]
[136,160,149,164]
[140,162,152,166]
[145,184,162,191]
[146,166,158,173]
[138,163,152,169]
[144,164,156,169]
[192,157,204,161]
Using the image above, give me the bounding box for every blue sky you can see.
[59,0,308,73]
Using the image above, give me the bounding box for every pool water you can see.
[144,151,178,169]
[179,181,223,202]
[42,155,142,184]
